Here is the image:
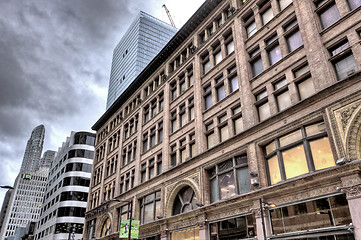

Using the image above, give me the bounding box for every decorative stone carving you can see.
[160,230,168,238]
[168,217,198,231]
[340,104,360,131]
[198,221,207,230]
[164,173,200,217]
[139,225,160,238]
[207,206,250,222]
[340,184,361,199]
[328,96,361,159]
[252,207,263,218]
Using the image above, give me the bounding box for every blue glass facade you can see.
[106,11,177,109]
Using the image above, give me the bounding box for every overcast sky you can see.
[0,0,204,207]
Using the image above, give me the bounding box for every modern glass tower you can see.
[106,11,177,109]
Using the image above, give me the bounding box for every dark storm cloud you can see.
[0,0,141,190]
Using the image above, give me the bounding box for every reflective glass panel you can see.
[268,155,281,184]
[310,137,335,170]
[219,171,236,199]
[283,145,308,179]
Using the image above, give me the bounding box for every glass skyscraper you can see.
[106,11,177,109]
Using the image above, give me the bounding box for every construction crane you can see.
[162,4,176,28]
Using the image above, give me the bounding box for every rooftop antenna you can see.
[162,4,176,27]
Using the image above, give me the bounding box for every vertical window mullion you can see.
[302,127,316,172]
[276,139,287,181]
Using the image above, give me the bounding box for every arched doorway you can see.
[172,186,198,215]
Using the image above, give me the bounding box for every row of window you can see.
[204,65,239,111]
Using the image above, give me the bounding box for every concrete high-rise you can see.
[106,11,177,109]
[20,125,45,172]
[0,125,53,239]
[34,132,95,240]
[39,150,56,168]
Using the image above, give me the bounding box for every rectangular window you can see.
[297,77,315,100]
[348,0,361,10]
[294,64,310,78]
[150,134,156,148]
[171,111,177,133]
[229,75,239,92]
[180,81,186,94]
[284,20,303,52]
[180,112,186,127]
[170,81,177,101]
[226,40,234,55]
[143,134,148,153]
[265,122,335,185]
[261,7,274,25]
[216,84,225,102]
[267,36,282,65]
[234,117,243,134]
[258,102,271,121]
[317,1,340,29]
[246,20,257,38]
[329,41,358,80]
[188,74,194,87]
[250,48,263,77]
[276,91,291,111]
[209,155,250,203]
[219,125,229,142]
[214,51,222,65]
[140,191,161,224]
[202,54,211,75]
[278,0,292,11]
[204,85,213,110]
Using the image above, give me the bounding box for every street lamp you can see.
[0,185,14,190]
[259,199,277,240]
[110,198,133,240]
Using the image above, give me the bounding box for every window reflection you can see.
[170,227,199,240]
[270,195,352,234]
[210,215,256,240]
[209,155,250,202]
[265,122,335,185]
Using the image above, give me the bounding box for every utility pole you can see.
[162,4,176,27]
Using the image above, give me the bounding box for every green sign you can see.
[23,174,31,180]
[119,220,139,239]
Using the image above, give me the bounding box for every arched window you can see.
[172,186,198,215]
[100,217,111,237]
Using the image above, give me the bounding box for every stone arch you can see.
[96,212,113,238]
[165,178,200,217]
[345,105,361,160]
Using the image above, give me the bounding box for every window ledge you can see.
[250,45,304,83]
[319,7,360,36]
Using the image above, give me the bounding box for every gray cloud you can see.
[0,0,205,206]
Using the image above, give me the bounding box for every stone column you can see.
[253,200,272,240]
[198,214,209,240]
[199,221,209,240]
[340,173,361,240]
[160,223,169,240]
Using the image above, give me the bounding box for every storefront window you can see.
[210,214,256,240]
[270,194,352,235]
[170,227,199,240]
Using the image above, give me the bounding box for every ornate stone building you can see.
[85,0,361,239]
